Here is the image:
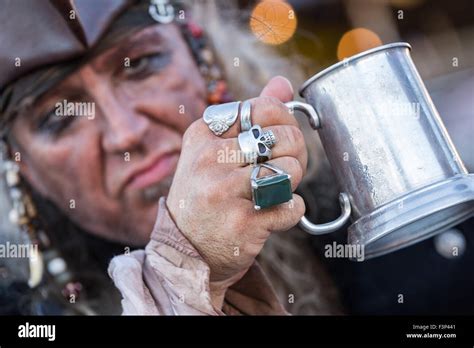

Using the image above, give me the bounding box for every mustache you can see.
[139,175,174,203]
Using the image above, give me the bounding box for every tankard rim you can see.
[299,42,412,96]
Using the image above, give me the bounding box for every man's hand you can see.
[166,76,308,290]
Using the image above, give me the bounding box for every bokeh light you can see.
[250,0,297,45]
[337,28,383,61]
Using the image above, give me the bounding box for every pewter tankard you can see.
[286,42,474,259]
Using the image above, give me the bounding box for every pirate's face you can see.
[10,23,207,246]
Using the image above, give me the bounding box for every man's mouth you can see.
[126,151,179,191]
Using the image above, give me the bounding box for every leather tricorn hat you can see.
[0,0,136,89]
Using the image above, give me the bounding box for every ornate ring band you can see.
[203,101,241,136]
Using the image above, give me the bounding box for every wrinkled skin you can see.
[10,23,308,306]
[11,24,207,246]
[167,85,308,281]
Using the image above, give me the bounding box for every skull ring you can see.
[238,125,277,163]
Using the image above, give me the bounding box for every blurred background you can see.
[240,0,474,170]
[236,0,474,315]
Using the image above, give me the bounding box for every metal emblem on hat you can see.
[149,0,175,24]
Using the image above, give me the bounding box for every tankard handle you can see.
[285,101,352,235]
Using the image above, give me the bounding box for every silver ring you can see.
[240,100,252,132]
[251,163,292,210]
[203,101,241,136]
[238,125,276,163]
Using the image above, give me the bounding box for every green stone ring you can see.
[250,163,293,210]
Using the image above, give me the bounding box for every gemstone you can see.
[253,174,292,209]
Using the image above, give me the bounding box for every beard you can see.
[139,175,174,204]
[108,174,175,247]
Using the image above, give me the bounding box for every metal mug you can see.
[285,42,474,259]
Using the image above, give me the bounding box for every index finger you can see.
[220,95,300,139]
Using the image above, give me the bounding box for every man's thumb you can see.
[259,76,294,103]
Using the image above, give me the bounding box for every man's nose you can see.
[79,67,149,153]
[97,91,150,153]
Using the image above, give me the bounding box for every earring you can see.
[0,141,44,287]
[0,142,86,306]
[181,20,233,104]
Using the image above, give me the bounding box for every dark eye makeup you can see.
[35,108,75,135]
[122,52,171,80]
[34,48,171,136]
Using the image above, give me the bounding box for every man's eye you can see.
[123,53,171,79]
[37,110,74,135]
[125,56,149,75]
